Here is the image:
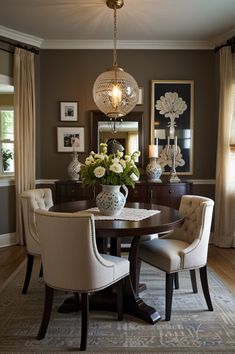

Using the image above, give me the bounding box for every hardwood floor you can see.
[0,245,27,286]
[0,244,235,294]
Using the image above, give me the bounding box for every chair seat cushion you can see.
[101,254,129,281]
[139,238,190,273]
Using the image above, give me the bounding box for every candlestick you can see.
[167,136,170,147]
[149,144,158,158]
[174,136,177,149]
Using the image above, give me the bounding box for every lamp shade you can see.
[93,66,139,119]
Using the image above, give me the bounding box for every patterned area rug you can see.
[0,258,235,354]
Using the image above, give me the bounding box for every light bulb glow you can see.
[111,84,122,109]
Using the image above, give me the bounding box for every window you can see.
[0,107,14,175]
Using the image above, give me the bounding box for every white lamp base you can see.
[146,158,162,183]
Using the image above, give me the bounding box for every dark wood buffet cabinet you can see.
[55,180,192,209]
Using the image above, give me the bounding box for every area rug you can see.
[0,259,235,354]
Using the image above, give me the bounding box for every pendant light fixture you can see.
[93,0,139,119]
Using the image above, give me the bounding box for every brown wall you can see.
[39,49,219,180]
[0,94,14,106]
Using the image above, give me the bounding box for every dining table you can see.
[50,200,184,324]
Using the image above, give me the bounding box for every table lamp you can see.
[146,143,162,183]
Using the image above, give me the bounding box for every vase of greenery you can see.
[80,143,140,216]
[2,148,13,172]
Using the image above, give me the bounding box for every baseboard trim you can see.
[0,232,17,248]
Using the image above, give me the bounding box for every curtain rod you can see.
[214,36,235,53]
[0,38,39,55]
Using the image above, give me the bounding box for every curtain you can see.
[213,47,235,248]
[14,48,36,245]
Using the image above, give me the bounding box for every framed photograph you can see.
[151,80,194,175]
[57,127,85,152]
[60,101,78,121]
[137,87,144,105]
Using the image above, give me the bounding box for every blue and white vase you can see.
[146,158,162,183]
[96,184,128,216]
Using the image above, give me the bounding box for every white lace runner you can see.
[75,207,160,221]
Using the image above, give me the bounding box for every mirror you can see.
[91,111,144,167]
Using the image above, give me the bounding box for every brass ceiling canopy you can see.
[106,0,124,10]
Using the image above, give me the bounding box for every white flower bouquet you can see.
[80,143,140,188]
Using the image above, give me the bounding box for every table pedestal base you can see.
[58,292,161,325]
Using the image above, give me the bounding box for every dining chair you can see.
[21,188,53,294]
[138,195,214,321]
[35,209,130,351]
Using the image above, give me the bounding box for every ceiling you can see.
[0,0,235,49]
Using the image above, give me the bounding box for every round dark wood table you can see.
[50,200,184,324]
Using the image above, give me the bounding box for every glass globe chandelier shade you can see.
[92,0,139,119]
[93,66,139,119]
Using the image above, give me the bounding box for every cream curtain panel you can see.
[14,48,36,245]
[214,47,235,248]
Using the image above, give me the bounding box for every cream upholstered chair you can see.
[35,209,129,351]
[21,188,53,294]
[138,195,214,321]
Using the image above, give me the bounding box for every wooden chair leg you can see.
[199,265,213,311]
[116,278,124,321]
[174,273,179,289]
[190,269,198,293]
[22,254,34,294]
[165,273,174,321]
[80,293,89,351]
[37,285,54,339]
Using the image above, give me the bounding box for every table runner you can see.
[74,207,160,221]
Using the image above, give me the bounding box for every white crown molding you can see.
[213,27,235,47]
[1,25,234,50]
[0,25,43,48]
[41,39,214,50]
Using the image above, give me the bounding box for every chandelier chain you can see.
[113,4,118,67]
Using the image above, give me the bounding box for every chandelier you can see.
[93,0,139,119]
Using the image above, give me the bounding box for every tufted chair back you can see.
[35,209,124,292]
[163,195,214,269]
[138,195,214,321]
[21,189,53,255]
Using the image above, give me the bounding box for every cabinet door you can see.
[127,184,149,202]
[55,181,93,203]
[150,183,190,209]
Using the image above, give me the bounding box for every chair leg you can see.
[190,269,198,293]
[165,273,174,321]
[199,265,213,311]
[37,285,54,339]
[39,263,43,278]
[22,254,34,294]
[116,278,124,321]
[174,273,179,289]
[80,293,89,351]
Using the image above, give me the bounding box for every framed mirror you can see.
[91,111,144,167]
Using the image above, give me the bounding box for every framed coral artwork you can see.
[151,80,194,175]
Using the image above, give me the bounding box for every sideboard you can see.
[55,180,192,209]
